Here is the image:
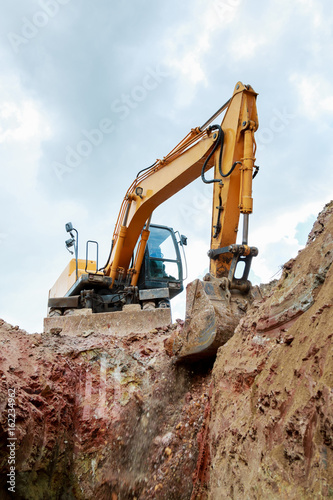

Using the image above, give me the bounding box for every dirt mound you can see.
[202,201,333,499]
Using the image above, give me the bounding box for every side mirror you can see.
[180,234,187,246]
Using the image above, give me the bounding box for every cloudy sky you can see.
[1,0,332,332]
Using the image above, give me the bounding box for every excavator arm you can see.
[104,82,258,292]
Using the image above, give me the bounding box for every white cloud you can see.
[250,201,325,283]
[295,0,324,28]
[229,35,266,61]
[290,73,333,120]
[164,0,244,105]
[0,99,51,143]
[0,75,53,200]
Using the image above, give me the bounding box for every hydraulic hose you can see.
[201,125,224,184]
[201,125,241,184]
[136,161,157,178]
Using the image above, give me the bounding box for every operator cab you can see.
[137,224,184,306]
[48,223,186,315]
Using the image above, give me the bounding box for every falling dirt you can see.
[0,201,332,499]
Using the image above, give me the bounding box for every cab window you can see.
[147,226,180,281]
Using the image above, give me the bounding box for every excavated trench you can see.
[0,201,332,499]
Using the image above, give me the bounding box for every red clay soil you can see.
[0,201,332,499]
[0,321,212,499]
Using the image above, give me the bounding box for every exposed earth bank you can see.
[0,201,332,499]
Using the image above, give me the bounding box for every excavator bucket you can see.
[165,277,258,361]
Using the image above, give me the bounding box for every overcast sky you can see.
[1,0,332,332]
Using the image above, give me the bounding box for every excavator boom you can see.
[104,82,258,287]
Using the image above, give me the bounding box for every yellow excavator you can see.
[45,81,259,360]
